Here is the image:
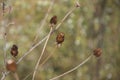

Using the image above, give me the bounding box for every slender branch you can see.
[23,45,56,80]
[22,47,60,80]
[1,2,15,80]
[12,72,19,80]
[40,46,57,67]
[3,32,7,68]
[32,27,53,80]
[49,54,92,80]
[17,36,47,64]
[1,72,9,80]
[23,72,32,80]
[33,0,55,44]
[2,0,7,72]
[1,72,6,80]
[55,7,76,30]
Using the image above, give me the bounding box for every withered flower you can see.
[11,44,18,57]
[50,15,57,25]
[56,32,65,45]
[93,48,102,57]
[6,59,17,72]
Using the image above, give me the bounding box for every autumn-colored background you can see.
[0,0,120,80]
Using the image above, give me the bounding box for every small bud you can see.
[10,44,18,57]
[93,48,102,57]
[50,15,57,25]
[56,32,65,45]
[6,59,17,72]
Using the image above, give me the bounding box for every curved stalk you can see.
[32,27,53,80]
[49,54,92,80]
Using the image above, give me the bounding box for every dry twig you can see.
[49,54,92,80]
[32,27,53,80]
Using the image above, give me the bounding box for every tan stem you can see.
[49,54,92,80]
[32,27,53,80]
[40,46,57,67]
[33,0,55,44]
[13,72,19,80]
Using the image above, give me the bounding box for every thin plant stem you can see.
[2,32,7,80]
[33,0,55,44]
[40,46,57,67]
[1,72,19,80]
[23,72,32,80]
[1,71,9,80]
[2,0,7,71]
[1,72,6,80]
[17,36,47,64]
[55,7,76,30]
[23,46,60,80]
[3,33,7,68]
[49,54,92,80]
[12,72,19,80]
[23,48,56,80]
[32,27,53,80]
[23,46,57,80]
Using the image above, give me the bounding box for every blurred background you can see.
[0,0,120,80]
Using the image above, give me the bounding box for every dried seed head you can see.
[11,44,18,57]
[50,15,57,25]
[93,48,102,57]
[56,32,65,44]
[6,59,17,72]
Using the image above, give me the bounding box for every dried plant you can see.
[10,44,18,57]
[0,0,103,80]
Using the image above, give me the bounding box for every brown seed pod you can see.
[50,15,57,25]
[6,59,17,72]
[10,44,18,57]
[56,32,65,44]
[93,48,102,57]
